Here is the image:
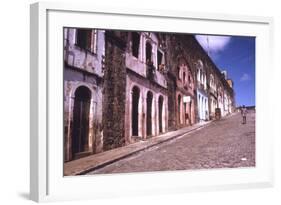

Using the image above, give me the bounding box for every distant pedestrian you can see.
[241,105,247,124]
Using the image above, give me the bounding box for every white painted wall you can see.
[197,91,209,121]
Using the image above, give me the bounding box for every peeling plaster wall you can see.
[63,28,104,161]
[64,29,105,77]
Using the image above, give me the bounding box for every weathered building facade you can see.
[164,34,197,130]
[124,32,168,143]
[64,29,235,162]
[64,28,105,161]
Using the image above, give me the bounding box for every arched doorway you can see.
[72,86,91,157]
[205,98,208,120]
[178,95,181,125]
[146,91,153,136]
[184,102,187,125]
[132,86,140,136]
[198,95,201,120]
[189,100,192,125]
[158,96,164,133]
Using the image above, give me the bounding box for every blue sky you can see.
[195,35,256,107]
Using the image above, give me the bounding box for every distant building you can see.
[227,79,234,88]
[221,70,228,79]
[164,34,197,130]
[196,59,209,121]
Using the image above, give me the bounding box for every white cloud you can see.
[195,35,231,55]
[240,73,251,81]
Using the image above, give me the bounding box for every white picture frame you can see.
[30,2,274,202]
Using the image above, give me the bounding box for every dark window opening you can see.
[146,42,155,80]
[188,75,191,85]
[146,42,152,64]
[177,67,181,79]
[157,50,163,69]
[76,29,92,50]
[132,32,140,58]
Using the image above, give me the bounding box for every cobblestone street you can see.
[87,111,255,174]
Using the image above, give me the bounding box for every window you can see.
[157,50,163,68]
[204,75,207,89]
[157,49,165,72]
[177,67,181,79]
[132,32,140,58]
[64,28,68,41]
[197,60,203,70]
[197,69,200,82]
[210,74,215,90]
[146,42,152,64]
[76,29,97,53]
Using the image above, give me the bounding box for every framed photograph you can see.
[30,2,274,202]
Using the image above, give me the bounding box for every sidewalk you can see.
[64,120,214,176]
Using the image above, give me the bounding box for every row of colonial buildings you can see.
[63,28,235,162]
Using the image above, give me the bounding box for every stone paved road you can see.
[87,111,255,174]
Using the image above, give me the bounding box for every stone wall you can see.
[102,31,127,151]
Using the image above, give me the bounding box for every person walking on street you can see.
[241,105,247,124]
